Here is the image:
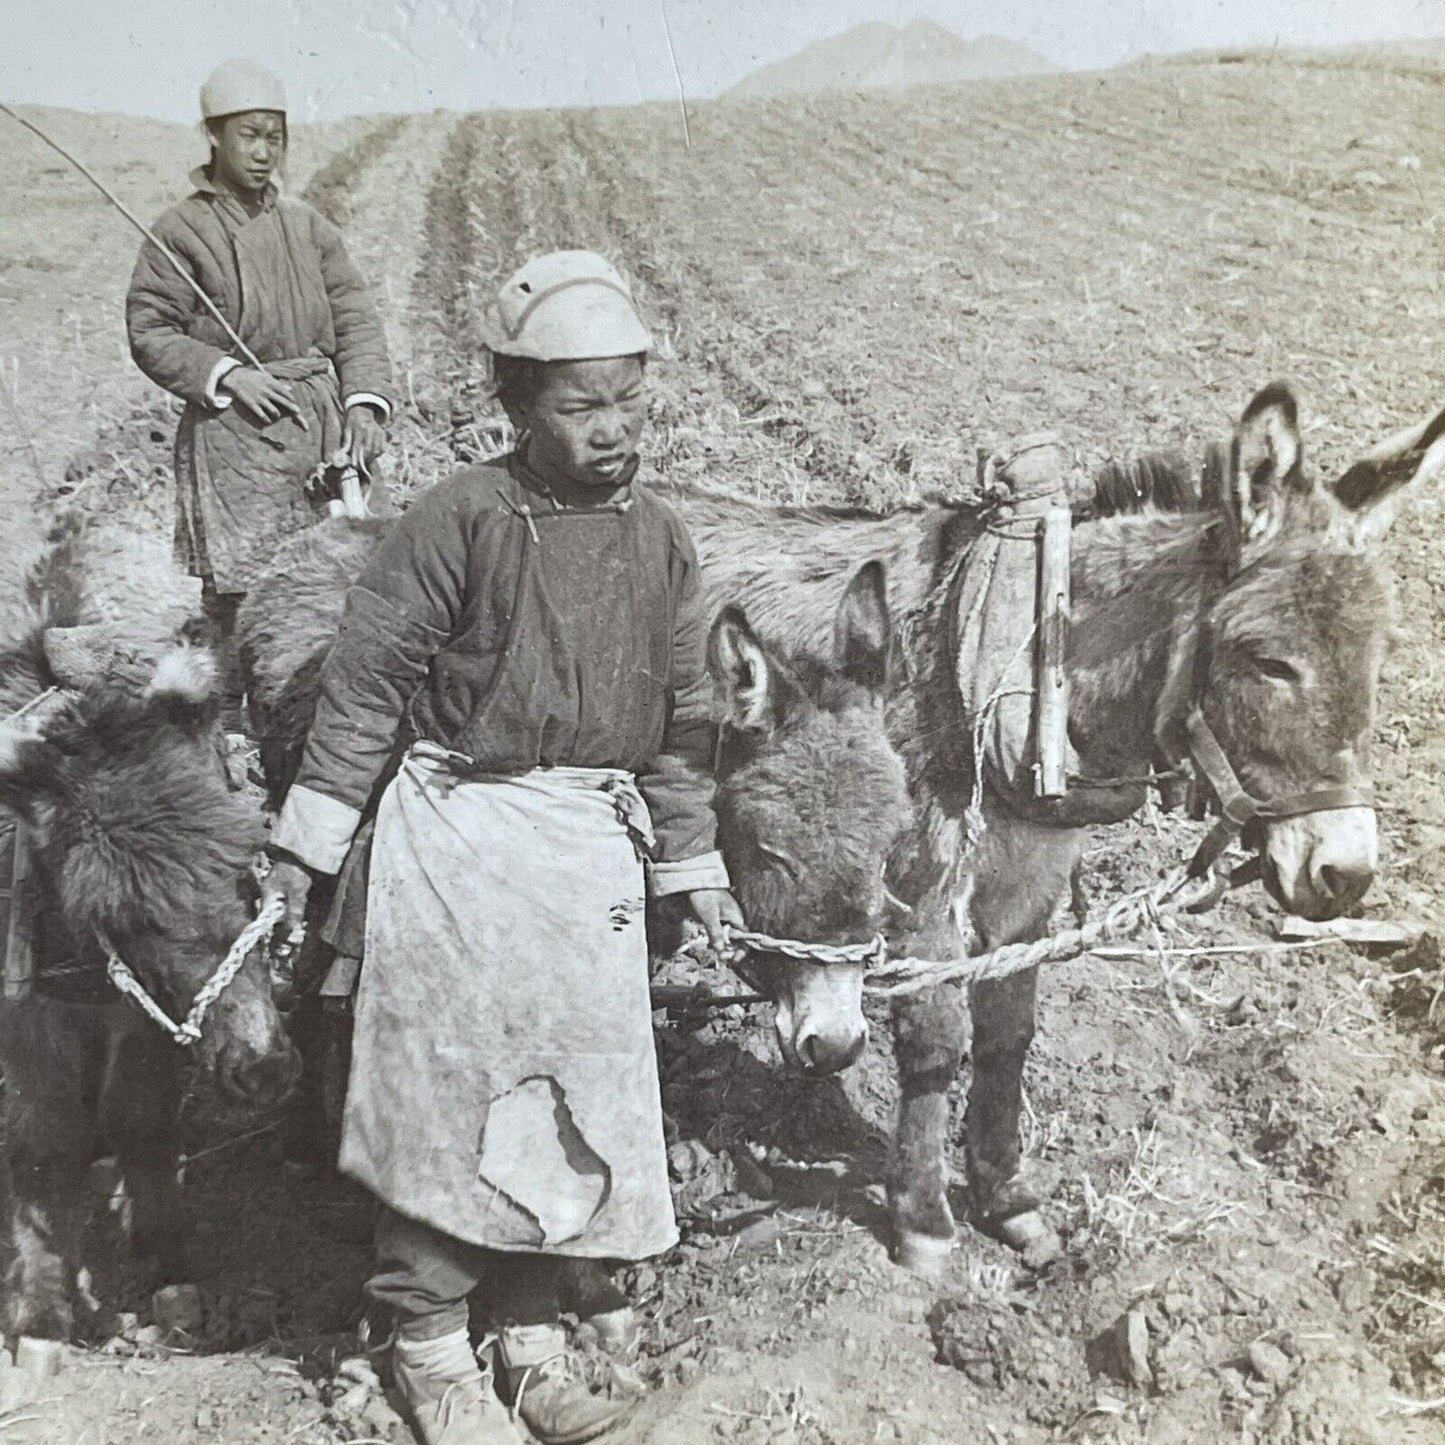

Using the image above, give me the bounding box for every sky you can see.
[4,0,1445,122]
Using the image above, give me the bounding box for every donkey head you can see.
[1182,383,1445,919]
[709,562,913,1073]
[0,647,299,1106]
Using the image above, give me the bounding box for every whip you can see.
[0,101,289,391]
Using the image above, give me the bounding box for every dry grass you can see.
[1073,1121,1253,1258]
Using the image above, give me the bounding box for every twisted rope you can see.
[859,865,1217,999]
[716,863,1225,1002]
[99,896,286,1046]
[724,927,886,968]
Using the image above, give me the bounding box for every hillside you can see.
[728,17,1055,98]
[1141,36,1445,77]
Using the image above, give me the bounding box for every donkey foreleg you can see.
[3,1163,93,1340]
[964,967,1040,1223]
[887,984,967,1274]
[0,1003,105,1340]
[961,813,1081,1267]
[100,1023,189,1288]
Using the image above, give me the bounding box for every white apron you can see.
[340,744,677,1260]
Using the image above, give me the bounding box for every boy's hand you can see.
[684,888,744,950]
[221,368,303,426]
[342,403,387,471]
[261,856,313,941]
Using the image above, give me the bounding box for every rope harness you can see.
[709,860,1230,1003]
[96,896,285,1047]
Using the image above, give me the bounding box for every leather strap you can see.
[1182,707,1373,877]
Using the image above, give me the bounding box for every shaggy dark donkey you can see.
[0,534,299,1339]
[681,382,1443,1269]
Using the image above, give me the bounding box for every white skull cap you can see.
[200,60,286,121]
[484,250,652,362]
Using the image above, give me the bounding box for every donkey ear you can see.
[1333,401,1445,546]
[708,605,791,732]
[1220,383,1307,554]
[833,560,891,697]
[0,725,63,825]
[145,646,221,733]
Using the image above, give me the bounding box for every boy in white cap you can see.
[126,60,396,728]
[262,251,742,1445]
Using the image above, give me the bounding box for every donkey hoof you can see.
[893,1229,955,1276]
[996,1211,1062,1270]
[151,1284,204,1336]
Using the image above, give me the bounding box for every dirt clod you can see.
[1246,1339,1294,1387]
[1087,1308,1154,1390]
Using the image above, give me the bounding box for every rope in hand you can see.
[99,896,287,1046]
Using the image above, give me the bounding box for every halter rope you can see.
[97,896,285,1047]
[711,857,1231,1003]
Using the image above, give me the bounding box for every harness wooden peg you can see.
[1,821,34,1002]
[1035,504,1072,798]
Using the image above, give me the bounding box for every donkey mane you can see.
[1087,451,1202,519]
[672,450,1203,531]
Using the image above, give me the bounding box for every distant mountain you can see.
[727,18,1056,99]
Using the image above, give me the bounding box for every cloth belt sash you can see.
[178,354,345,592]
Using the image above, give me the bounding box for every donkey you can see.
[240,530,912,1090]
[0,532,300,1339]
[681,382,1442,1270]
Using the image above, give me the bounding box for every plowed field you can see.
[2,56,1445,1444]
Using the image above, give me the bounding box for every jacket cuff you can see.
[206,357,243,409]
[345,392,392,421]
[646,850,731,898]
[270,784,362,874]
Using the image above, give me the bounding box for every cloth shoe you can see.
[496,1322,642,1445]
[392,1327,524,1445]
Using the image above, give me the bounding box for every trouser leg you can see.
[483,1252,562,1330]
[367,1207,490,1342]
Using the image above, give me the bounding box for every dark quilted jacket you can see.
[126,170,396,409]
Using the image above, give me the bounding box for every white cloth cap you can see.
[483,251,651,362]
[200,60,286,121]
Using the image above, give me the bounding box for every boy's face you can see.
[211,111,286,196]
[518,356,647,489]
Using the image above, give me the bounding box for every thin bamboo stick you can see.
[0,102,263,369]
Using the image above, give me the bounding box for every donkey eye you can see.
[1253,656,1303,684]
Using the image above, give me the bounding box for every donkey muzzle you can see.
[772,964,867,1075]
[1263,806,1377,921]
